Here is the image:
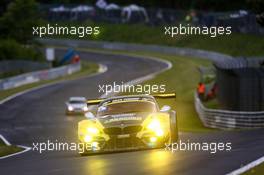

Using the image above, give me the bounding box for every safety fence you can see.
[194,92,264,129]
[40,38,233,62]
[0,62,81,90]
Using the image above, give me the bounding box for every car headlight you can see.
[87,127,99,135]
[84,135,92,142]
[68,106,73,111]
[147,119,164,137]
[83,106,88,111]
[147,119,161,130]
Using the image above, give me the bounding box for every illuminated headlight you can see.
[83,106,88,111]
[155,129,164,136]
[150,137,157,142]
[84,135,92,142]
[147,119,164,137]
[68,106,73,111]
[87,127,99,135]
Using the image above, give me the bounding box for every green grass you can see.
[204,98,221,109]
[0,141,23,157]
[243,163,264,175]
[0,61,98,101]
[51,22,264,57]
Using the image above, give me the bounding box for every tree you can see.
[247,0,264,26]
[0,0,40,44]
[0,0,12,16]
[247,0,264,13]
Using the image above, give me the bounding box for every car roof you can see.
[69,97,86,101]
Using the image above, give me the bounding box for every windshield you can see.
[69,100,85,104]
[97,101,157,116]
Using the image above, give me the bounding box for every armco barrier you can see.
[39,38,233,62]
[195,92,264,129]
[0,62,81,90]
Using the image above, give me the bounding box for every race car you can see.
[78,93,178,155]
[65,97,88,115]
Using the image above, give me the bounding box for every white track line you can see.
[0,134,32,160]
[226,156,264,175]
[0,134,11,146]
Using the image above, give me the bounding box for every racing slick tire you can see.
[169,110,179,144]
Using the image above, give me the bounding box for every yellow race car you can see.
[78,93,178,155]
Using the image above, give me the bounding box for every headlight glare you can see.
[84,135,92,142]
[147,120,160,130]
[83,106,88,111]
[147,119,164,137]
[68,106,73,111]
[155,129,164,136]
[87,127,99,135]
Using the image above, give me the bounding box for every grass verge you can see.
[243,163,264,175]
[52,22,264,57]
[0,140,23,157]
[0,61,98,101]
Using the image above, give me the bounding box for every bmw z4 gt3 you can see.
[78,93,178,155]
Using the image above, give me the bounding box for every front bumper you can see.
[79,134,168,154]
[66,109,87,115]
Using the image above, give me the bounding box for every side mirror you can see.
[85,112,95,119]
[160,105,171,112]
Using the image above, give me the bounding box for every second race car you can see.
[65,97,88,115]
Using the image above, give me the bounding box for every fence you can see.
[39,38,233,62]
[214,58,264,111]
[195,92,264,129]
[0,62,81,90]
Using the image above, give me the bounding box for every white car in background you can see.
[66,97,88,115]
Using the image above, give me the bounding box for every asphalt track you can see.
[0,48,264,175]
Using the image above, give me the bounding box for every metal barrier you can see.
[194,92,264,129]
[39,38,233,62]
[0,62,81,90]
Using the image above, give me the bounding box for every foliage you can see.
[0,39,43,61]
[0,0,40,44]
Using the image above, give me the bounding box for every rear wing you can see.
[86,99,104,105]
[86,92,176,105]
[152,93,176,99]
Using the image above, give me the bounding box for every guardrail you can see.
[0,62,81,90]
[40,38,233,62]
[194,92,264,129]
